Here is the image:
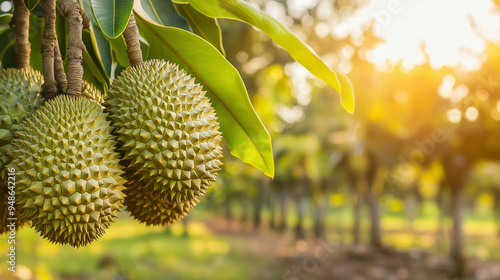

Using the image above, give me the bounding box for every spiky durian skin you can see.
[82,80,106,105]
[0,186,30,234]
[106,59,223,204]
[9,96,126,247]
[124,182,198,226]
[0,68,44,183]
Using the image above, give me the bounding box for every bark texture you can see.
[61,0,86,97]
[13,0,30,69]
[123,13,143,67]
[41,0,58,98]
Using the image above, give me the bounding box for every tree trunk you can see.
[450,183,466,278]
[240,194,249,227]
[435,185,447,255]
[352,191,362,245]
[253,179,266,230]
[366,158,382,248]
[225,197,233,221]
[268,192,276,230]
[295,182,308,240]
[366,189,382,248]
[278,188,290,232]
[493,190,500,237]
[313,194,328,238]
[404,191,418,232]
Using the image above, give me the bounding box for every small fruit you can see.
[0,68,44,183]
[106,59,223,204]
[9,95,126,247]
[124,181,198,226]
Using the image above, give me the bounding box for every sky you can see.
[334,0,500,71]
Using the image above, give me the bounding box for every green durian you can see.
[0,68,44,183]
[9,95,126,247]
[82,80,106,105]
[106,59,223,204]
[124,182,198,226]
[0,186,30,234]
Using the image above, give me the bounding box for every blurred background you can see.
[3,0,500,279]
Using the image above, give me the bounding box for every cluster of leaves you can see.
[0,0,354,178]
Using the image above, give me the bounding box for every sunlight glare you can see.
[447,108,462,123]
[337,0,500,71]
[465,107,479,121]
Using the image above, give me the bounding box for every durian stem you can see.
[61,0,86,97]
[54,38,67,93]
[40,0,58,99]
[12,0,30,69]
[123,13,143,67]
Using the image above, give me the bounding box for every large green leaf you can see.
[137,0,189,29]
[90,0,134,38]
[173,3,225,56]
[81,0,112,82]
[172,0,354,113]
[23,0,39,11]
[134,10,274,178]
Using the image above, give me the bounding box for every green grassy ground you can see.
[1,199,499,279]
[0,215,278,280]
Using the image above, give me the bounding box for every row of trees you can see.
[196,1,500,278]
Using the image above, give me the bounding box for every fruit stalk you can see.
[60,0,87,97]
[123,13,143,67]
[54,38,67,93]
[40,0,58,98]
[12,0,30,69]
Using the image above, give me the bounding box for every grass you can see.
[0,215,274,280]
[1,198,499,279]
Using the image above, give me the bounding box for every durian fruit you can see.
[124,182,198,226]
[0,186,30,234]
[82,80,106,105]
[106,59,223,204]
[0,68,44,183]
[9,95,126,247]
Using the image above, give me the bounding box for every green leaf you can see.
[172,0,355,113]
[137,0,189,29]
[23,0,39,11]
[28,14,43,72]
[81,0,112,81]
[0,13,42,71]
[82,49,108,93]
[106,35,130,68]
[0,29,16,69]
[91,0,134,38]
[173,3,225,56]
[134,10,274,178]
[0,14,12,33]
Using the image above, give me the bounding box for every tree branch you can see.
[54,38,67,93]
[123,13,143,67]
[41,0,57,99]
[13,0,30,69]
[61,0,86,97]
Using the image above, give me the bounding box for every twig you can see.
[12,0,30,69]
[54,38,67,93]
[61,0,86,97]
[123,13,143,67]
[40,0,57,98]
